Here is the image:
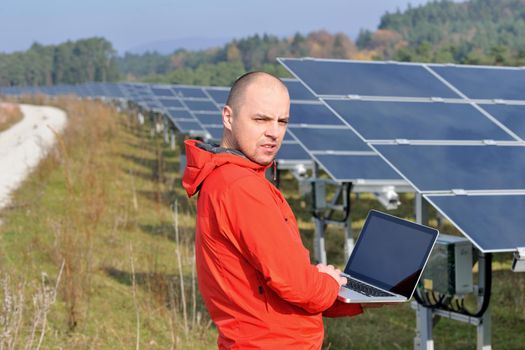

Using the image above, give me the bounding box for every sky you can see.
[1,0,442,55]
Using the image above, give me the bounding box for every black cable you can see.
[414,288,443,309]
[417,253,492,318]
[310,181,323,220]
[458,253,492,318]
[340,182,353,223]
[311,182,353,223]
[455,299,462,313]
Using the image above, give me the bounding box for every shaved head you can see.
[226,71,288,112]
[221,71,290,165]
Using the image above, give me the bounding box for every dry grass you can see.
[0,103,23,131]
[0,96,215,349]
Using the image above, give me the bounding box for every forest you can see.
[0,38,119,86]
[2,0,525,87]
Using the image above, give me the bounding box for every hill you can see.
[358,0,525,64]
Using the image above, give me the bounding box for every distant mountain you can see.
[125,37,231,55]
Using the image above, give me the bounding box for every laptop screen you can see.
[344,210,438,298]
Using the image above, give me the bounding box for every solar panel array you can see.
[0,78,415,185]
[0,81,316,168]
[279,58,525,253]
[278,79,405,182]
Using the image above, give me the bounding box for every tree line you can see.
[118,0,525,85]
[3,0,525,87]
[117,30,361,86]
[0,38,119,87]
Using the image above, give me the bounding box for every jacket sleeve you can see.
[219,175,340,314]
[322,300,363,318]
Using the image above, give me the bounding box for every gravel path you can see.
[0,104,67,211]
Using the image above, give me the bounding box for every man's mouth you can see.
[260,143,277,150]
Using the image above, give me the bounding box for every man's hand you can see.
[316,264,347,287]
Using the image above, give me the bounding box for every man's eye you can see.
[279,120,289,124]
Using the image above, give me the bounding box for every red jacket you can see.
[182,140,362,349]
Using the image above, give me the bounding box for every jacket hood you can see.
[182,139,272,197]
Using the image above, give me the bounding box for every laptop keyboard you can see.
[346,278,393,297]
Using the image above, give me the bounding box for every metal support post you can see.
[414,193,434,350]
[343,184,354,259]
[477,252,492,350]
[414,302,434,350]
[311,163,327,265]
[149,113,156,136]
[170,129,176,150]
[415,193,429,226]
[163,118,169,144]
[314,218,327,265]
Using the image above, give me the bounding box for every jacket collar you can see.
[182,139,273,197]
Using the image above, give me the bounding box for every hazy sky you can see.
[1,0,442,54]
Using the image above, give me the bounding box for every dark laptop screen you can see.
[344,210,438,298]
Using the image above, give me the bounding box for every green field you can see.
[0,98,523,349]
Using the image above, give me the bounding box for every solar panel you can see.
[283,131,295,141]
[151,86,176,97]
[325,100,516,141]
[290,102,345,126]
[158,98,183,108]
[276,143,311,161]
[204,125,223,140]
[167,109,193,120]
[172,120,205,133]
[85,83,106,97]
[430,65,525,101]
[143,100,163,111]
[313,154,404,183]
[480,104,525,141]
[289,127,371,152]
[374,144,525,192]
[279,58,460,98]
[104,83,125,98]
[204,88,229,105]
[172,86,207,98]
[281,57,525,253]
[76,84,91,97]
[425,194,525,252]
[193,112,222,125]
[183,100,218,112]
[283,79,317,100]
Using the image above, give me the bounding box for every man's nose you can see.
[264,121,279,139]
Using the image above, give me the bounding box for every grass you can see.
[0,103,23,131]
[0,97,215,349]
[0,96,524,349]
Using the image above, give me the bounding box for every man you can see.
[183,72,363,349]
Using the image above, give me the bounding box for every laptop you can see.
[338,210,439,303]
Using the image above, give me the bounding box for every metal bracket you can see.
[512,247,525,272]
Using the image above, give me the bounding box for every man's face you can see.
[224,81,290,165]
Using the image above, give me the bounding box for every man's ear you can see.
[222,105,233,131]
